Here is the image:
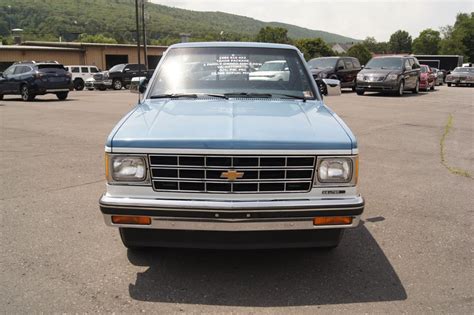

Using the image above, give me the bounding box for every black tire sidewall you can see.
[74,79,85,91]
[113,79,122,90]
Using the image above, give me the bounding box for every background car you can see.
[431,67,444,85]
[0,61,72,101]
[307,57,361,91]
[249,60,290,81]
[419,64,436,91]
[445,67,474,87]
[65,65,101,91]
[355,56,421,96]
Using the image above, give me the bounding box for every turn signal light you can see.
[111,215,151,225]
[313,216,353,226]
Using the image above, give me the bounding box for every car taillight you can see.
[66,72,72,78]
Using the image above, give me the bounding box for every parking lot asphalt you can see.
[1,86,473,313]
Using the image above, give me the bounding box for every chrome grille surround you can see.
[149,154,316,193]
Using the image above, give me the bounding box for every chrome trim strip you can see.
[45,89,69,92]
[99,194,364,211]
[110,147,354,155]
[103,214,361,231]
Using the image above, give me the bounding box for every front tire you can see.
[0,94,3,100]
[112,79,123,90]
[356,89,365,95]
[56,92,68,100]
[447,83,452,87]
[21,85,35,101]
[74,79,85,91]
[396,80,404,96]
[430,82,435,91]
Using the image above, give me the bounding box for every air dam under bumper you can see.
[99,195,364,231]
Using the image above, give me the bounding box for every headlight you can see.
[386,74,398,81]
[317,157,354,183]
[357,73,364,80]
[108,155,146,182]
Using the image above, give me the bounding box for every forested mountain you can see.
[0,0,358,44]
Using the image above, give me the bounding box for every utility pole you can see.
[135,0,141,78]
[141,0,148,70]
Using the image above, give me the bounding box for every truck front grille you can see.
[149,155,316,193]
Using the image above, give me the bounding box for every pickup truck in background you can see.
[89,63,154,90]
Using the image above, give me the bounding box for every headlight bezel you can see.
[386,73,399,81]
[106,153,150,185]
[314,156,358,187]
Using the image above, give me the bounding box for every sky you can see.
[151,0,473,41]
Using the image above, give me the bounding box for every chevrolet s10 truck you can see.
[99,42,364,250]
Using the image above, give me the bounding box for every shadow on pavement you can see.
[126,226,407,306]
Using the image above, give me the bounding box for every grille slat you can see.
[150,155,315,193]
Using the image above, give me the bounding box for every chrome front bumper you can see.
[99,195,364,231]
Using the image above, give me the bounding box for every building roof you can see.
[22,41,168,49]
[0,45,82,51]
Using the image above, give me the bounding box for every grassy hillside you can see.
[0,0,359,44]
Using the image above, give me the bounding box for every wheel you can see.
[119,228,147,250]
[112,79,123,90]
[73,79,85,91]
[56,92,68,100]
[87,88,94,91]
[0,94,3,100]
[98,86,107,91]
[356,89,365,95]
[396,80,404,96]
[124,84,130,90]
[447,83,451,87]
[430,83,435,91]
[21,85,35,101]
[412,80,419,94]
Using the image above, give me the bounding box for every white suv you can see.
[65,65,101,91]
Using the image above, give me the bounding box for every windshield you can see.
[109,64,126,72]
[366,58,402,70]
[420,65,429,73]
[307,58,337,69]
[148,47,316,100]
[453,67,473,73]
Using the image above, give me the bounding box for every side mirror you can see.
[130,76,148,94]
[321,78,341,96]
[124,68,130,72]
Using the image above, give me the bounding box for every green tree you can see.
[412,29,441,54]
[389,30,412,53]
[77,33,117,44]
[362,36,389,54]
[294,38,334,60]
[255,26,291,44]
[346,43,372,65]
[440,13,474,61]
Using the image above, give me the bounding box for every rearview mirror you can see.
[130,76,148,94]
[321,78,342,96]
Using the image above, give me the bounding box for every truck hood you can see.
[109,99,354,150]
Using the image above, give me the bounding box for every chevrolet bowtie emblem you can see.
[220,170,244,181]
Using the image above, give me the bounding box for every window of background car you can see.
[14,66,26,74]
[420,65,429,73]
[90,67,99,73]
[307,57,337,70]
[352,59,361,68]
[365,58,402,70]
[71,67,80,73]
[37,64,68,73]
[344,59,353,70]
[3,66,15,76]
[148,47,317,100]
[81,67,89,73]
[404,59,411,70]
[109,64,126,72]
[337,59,345,70]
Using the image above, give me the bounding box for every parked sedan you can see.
[431,67,444,85]
[419,64,436,91]
[446,67,474,87]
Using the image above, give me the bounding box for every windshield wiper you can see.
[150,93,198,99]
[272,93,308,102]
[224,92,273,98]
[150,93,229,100]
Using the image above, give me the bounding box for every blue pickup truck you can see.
[99,42,364,250]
